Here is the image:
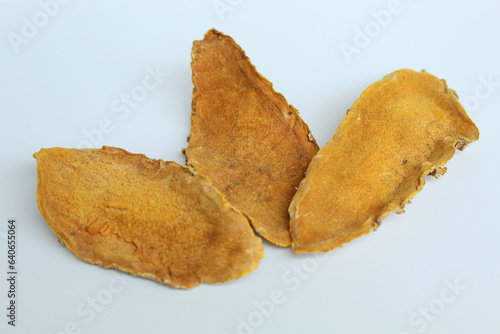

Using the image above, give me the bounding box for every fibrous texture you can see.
[290,69,479,253]
[184,29,319,246]
[34,146,264,288]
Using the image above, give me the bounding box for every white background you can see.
[1,1,499,333]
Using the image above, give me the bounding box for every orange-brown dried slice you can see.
[34,146,264,289]
[184,29,319,247]
[290,69,479,253]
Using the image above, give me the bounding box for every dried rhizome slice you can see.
[34,146,264,289]
[184,29,319,247]
[290,69,480,253]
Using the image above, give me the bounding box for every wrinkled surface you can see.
[34,146,264,289]
[184,29,319,246]
[290,69,480,253]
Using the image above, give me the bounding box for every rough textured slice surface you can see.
[184,29,319,246]
[289,69,480,253]
[34,146,264,289]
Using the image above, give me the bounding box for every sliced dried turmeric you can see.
[289,69,479,253]
[184,29,319,246]
[34,146,264,289]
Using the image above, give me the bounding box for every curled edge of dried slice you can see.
[289,69,480,253]
[184,29,319,247]
[34,146,264,289]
